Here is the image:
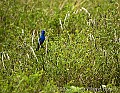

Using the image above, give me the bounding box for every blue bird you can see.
[36,30,45,51]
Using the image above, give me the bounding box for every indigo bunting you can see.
[36,30,45,51]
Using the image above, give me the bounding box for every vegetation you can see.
[0,0,120,92]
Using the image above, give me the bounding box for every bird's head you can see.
[41,30,45,35]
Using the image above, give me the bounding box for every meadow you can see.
[0,0,120,92]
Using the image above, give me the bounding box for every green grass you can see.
[0,0,120,93]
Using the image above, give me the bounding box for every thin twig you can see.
[1,52,5,70]
[29,45,38,62]
[45,36,48,55]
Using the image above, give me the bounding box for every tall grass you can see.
[0,0,120,92]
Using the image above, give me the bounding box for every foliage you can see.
[0,0,120,92]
